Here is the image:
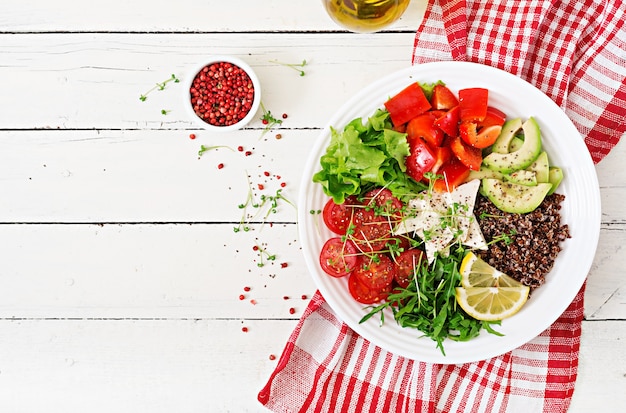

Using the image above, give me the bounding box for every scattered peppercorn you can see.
[282,113,288,119]
[289,307,296,314]
[189,133,197,139]
[242,326,249,332]
[217,163,224,169]
[269,354,276,361]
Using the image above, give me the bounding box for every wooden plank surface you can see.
[0,1,624,412]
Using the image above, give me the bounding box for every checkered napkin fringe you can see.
[259,1,625,412]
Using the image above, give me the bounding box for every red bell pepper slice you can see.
[459,121,503,149]
[432,158,471,192]
[405,139,436,182]
[478,106,507,129]
[406,112,444,149]
[458,88,489,123]
[449,134,483,170]
[430,145,452,175]
[384,83,432,127]
[433,106,460,137]
[430,84,459,110]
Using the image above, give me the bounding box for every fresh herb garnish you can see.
[269,59,308,76]
[139,74,180,101]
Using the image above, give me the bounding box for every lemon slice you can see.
[459,251,523,288]
[455,286,530,321]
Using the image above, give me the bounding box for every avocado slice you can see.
[481,178,552,213]
[506,170,537,186]
[482,117,542,174]
[547,166,564,195]
[491,118,523,154]
[526,151,549,183]
[466,166,505,182]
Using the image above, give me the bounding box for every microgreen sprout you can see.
[139,74,180,101]
[269,59,308,76]
[198,145,235,157]
[487,229,518,246]
[234,173,295,233]
[254,243,277,267]
[259,102,283,137]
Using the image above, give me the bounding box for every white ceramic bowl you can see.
[298,61,601,364]
[183,55,261,132]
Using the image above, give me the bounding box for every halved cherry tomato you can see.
[384,82,432,127]
[350,208,393,252]
[430,84,459,110]
[405,139,436,182]
[353,253,396,290]
[362,187,403,221]
[479,106,507,129]
[458,88,489,122]
[406,112,444,149]
[432,158,471,192]
[322,196,358,235]
[319,237,359,277]
[449,134,483,170]
[459,121,503,149]
[433,105,460,137]
[348,271,391,304]
[394,249,426,288]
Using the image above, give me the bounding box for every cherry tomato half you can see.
[362,187,404,220]
[394,249,426,288]
[319,237,358,278]
[353,253,396,290]
[322,196,358,235]
[350,208,393,252]
[348,271,392,304]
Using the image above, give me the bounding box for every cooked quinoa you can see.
[474,193,571,290]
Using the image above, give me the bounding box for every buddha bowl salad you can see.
[312,81,570,354]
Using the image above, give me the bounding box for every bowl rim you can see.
[183,55,262,132]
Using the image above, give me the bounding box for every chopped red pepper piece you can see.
[406,112,444,149]
[433,105,460,137]
[459,121,503,149]
[384,83,432,127]
[432,158,471,192]
[449,134,483,170]
[458,88,489,122]
[479,106,507,129]
[430,84,459,110]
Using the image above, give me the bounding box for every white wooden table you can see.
[1,1,624,411]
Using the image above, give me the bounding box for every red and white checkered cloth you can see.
[259,1,626,412]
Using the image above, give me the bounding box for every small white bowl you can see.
[183,55,261,132]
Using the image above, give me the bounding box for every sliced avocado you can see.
[506,170,537,186]
[526,151,549,183]
[547,166,564,195]
[466,166,505,182]
[509,136,524,152]
[481,178,552,213]
[491,118,523,154]
[482,117,542,174]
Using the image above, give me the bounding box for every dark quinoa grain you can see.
[474,193,571,291]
